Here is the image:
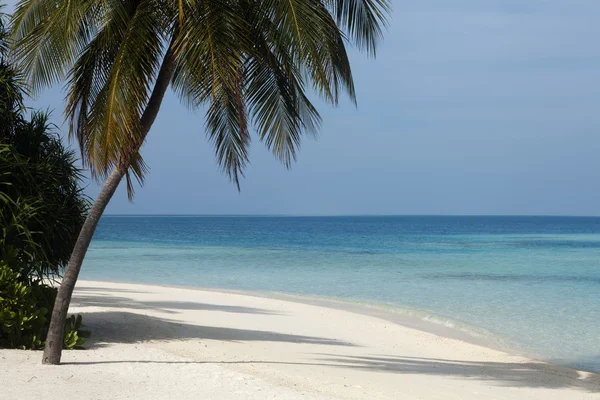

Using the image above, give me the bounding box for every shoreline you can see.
[3,279,598,399]
[74,278,549,368]
[75,280,600,382]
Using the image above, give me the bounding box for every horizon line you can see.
[102,213,600,218]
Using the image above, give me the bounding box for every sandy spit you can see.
[1,280,598,399]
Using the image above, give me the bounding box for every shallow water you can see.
[84,216,600,372]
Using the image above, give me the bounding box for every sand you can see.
[1,280,598,399]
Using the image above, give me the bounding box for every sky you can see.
[5,0,600,215]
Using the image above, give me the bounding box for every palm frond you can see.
[10,0,391,196]
[328,0,391,56]
[245,51,320,167]
[205,72,250,188]
[66,0,166,188]
[11,0,100,92]
[171,0,251,186]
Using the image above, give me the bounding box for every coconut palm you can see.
[10,0,390,364]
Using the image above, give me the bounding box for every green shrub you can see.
[0,10,89,282]
[0,264,89,349]
[0,264,47,348]
[0,119,89,281]
[0,8,91,351]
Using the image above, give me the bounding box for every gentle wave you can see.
[511,240,600,249]
[423,272,600,284]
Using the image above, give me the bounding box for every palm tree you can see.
[10,0,390,364]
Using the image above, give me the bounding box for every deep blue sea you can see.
[84,216,600,372]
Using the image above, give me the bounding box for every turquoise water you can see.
[84,216,600,372]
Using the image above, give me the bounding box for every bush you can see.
[0,264,47,348]
[0,116,89,281]
[0,8,88,282]
[0,5,91,349]
[0,264,89,349]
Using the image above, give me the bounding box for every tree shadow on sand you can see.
[81,311,356,348]
[68,293,599,394]
[314,354,600,393]
[75,286,150,294]
[72,294,283,315]
[66,349,600,393]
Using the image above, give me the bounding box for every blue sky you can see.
[6,0,600,215]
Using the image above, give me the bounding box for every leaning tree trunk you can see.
[42,167,125,364]
[42,43,176,365]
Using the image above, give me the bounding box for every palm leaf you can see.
[11,0,391,195]
[66,0,166,188]
[11,0,100,92]
[329,0,391,55]
[171,0,251,186]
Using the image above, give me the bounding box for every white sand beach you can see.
[1,280,598,399]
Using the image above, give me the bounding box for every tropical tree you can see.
[0,111,89,281]
[0,7,88,282]
[0,5,23,142]
[1,7,89,351]
[10,0,391,364]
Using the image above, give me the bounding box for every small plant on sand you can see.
[0,264,89,349]
[0,264,47,349]
[63,314,90,349]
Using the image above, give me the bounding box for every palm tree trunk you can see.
[42,167,125,364]
[42,43,176,365]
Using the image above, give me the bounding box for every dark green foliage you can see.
[0,5,24,142]
[0,115,89,280]
[0,263,89,349]
[0,62,24,141]
[0,8,89,281]
[0,8,90,350]
[0,264,47,348]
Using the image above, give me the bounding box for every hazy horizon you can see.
[101,213,600,217]
[6,0,600,216]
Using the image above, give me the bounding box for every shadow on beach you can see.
[72,294,283,315]
[68,291,600,394]
[68,345,600,394]
[317,354,600,393]
[75,286,151,294]
[79,310,356,348]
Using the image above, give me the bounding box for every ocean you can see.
[84,215,600,372]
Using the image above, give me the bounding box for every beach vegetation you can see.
[0,116,89,281]
[0,7,90,351]
[0,6,88,282]
[9,0,391,364]
[0,264,88,349]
